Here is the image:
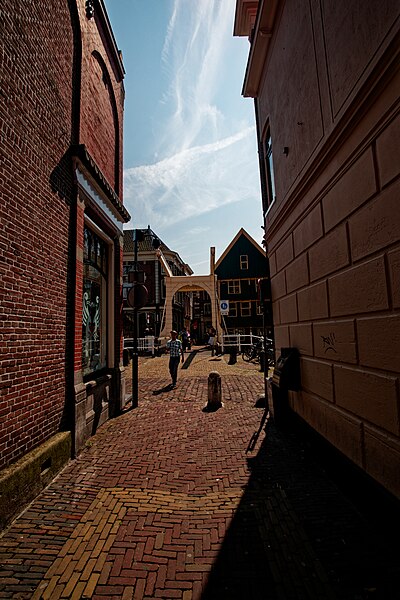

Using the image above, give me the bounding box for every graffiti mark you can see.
[321,332,337,353]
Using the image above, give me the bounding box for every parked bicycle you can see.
[242,338,275,368]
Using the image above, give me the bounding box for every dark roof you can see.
[124,228,171,253]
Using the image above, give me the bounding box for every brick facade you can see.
[235,0,400,498]
[0,0,74,469]
[0,0,130,526]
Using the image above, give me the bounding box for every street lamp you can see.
[127,228,161,408]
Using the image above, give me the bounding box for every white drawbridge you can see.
[156,247,222,341]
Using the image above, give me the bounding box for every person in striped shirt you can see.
[166,330,184,388]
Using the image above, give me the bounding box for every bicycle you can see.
[242,339,275,368]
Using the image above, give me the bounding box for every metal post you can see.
[132,230,139,408]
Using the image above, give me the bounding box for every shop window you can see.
[82,226,108,376]
[240,255,248,270]
[228,280,241,294]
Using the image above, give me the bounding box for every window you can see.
[264,129,276,210]
[204,302,211,316]
[82,226,108,376]
[241,302,251,317]
[228,280,241,294]
[229,302,238,317]
[240,255,248,270]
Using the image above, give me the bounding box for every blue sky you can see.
[106,0,263,274]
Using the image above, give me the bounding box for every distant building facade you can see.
[0,0,129,529]
[123,229,193,338]
[235,0,400,498]
[215,229,271,337]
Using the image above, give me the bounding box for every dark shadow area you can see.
[201,418,400,600]
[181,349,199,369]
[90,382,109,435]
[246,406,269,453]
[152,384,175,395]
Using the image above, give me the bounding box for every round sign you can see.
[220,302,228,310]
[127,283,148,309]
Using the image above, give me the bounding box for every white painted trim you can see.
[76,167,124,232]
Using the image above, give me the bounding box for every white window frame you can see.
[240,255,248,270]
[229,301,238,317]
[228,280,241,294]
[241,301,251,317]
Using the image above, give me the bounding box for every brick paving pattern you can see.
[1,348,399,599]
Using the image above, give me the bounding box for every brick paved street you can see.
[1,349,399,599]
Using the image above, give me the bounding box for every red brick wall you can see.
[78,4,124,198]
[259,1,400,497]
[0,1,74,468]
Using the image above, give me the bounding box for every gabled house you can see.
[215,229,271,337]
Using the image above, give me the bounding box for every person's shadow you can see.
[152,384,174,395]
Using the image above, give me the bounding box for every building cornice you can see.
[241,0,280,98]
[71,144,131,230]
[233,0,259,37]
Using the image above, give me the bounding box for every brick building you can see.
[235,0,400,498]
[0,0,130,528]
[123,228,193,338]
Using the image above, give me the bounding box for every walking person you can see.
[208,326,216,356]
[166,330,184,388]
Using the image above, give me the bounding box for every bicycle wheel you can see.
[242,349,253,362]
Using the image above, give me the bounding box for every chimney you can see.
[210,247,215,275]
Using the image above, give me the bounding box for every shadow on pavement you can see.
[181,349,198,369]
[151,384,174,395]
[201,418,400,600]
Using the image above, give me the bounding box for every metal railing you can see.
[221,333,264,353]
[124,336,156,355]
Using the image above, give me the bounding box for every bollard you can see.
[204,371,222,412]
[123,349,130,366]
[228,347,237,365]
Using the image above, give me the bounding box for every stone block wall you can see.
[269,102,400,498]
[254,0,400,500]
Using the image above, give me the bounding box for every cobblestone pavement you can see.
[1,349,399,599]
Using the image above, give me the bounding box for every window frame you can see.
[263,126,276,213]
[229,301,238,317]
[227,280,241,295]
[82,217,114,378]
[240,255,248,270]
[240,301,252,317]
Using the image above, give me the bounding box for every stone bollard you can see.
[204,371,222,412]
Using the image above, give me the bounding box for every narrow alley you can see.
[1,350,398,599]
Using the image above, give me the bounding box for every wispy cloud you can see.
[159,0,234,154]
[123,0,261,256]
[124,126,259,229]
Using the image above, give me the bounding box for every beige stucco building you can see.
[235,0,400,498]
